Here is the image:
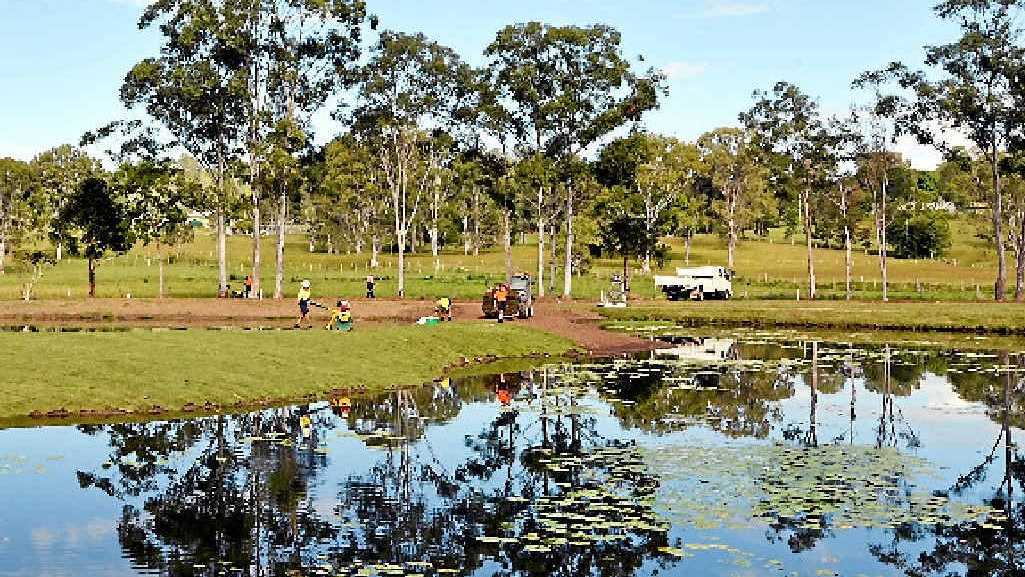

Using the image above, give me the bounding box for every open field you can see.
[0,217,1007,302]
[0,322,573,424]
[599,300,1025,334]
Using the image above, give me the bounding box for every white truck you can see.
[654,266,733,301]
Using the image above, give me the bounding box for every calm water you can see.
[1,330,1024,577]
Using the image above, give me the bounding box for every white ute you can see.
[654,266,733,301]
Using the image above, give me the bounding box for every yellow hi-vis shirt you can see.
[298,287,311,302]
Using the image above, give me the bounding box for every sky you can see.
[0,0,959,168]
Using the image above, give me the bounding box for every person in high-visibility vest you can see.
[494,284,509,324]
[295,280,312,329]
[435,296,453,321]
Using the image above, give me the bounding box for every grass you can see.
[599,300,1025,334]
[0,322,573,424]
[0,214,1007,302]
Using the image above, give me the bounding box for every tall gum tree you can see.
[858,0,1025,301]
[695,128,770,271]
[348,31,471,298]
[742,82,827,300]
[484,22,664,298]
[257,0,370,298]
[121,1,250,297]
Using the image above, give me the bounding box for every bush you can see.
[887,210,952,259]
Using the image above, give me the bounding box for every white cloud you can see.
[661,61,709,80]
[705,1,770,17]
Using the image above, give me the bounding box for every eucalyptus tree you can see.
[696,127,771,271]
[245,0,371,299]
[742,82,828,299]
[116,160,194,298]
[485,22,664,297]
[857,0,1025,301]
[511,154,556,293]
[596,132,696,272]
[121,1,250,297]
[348,31,473,297]
[316,135,385,262]
[849,95,902,302]
[0,158,34,275]
[30,144,101,264]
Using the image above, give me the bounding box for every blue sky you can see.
[1,0,956,167]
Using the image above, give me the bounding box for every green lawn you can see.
[0,216,1008,302]
[599,300,1025,334]
[0,322,573,424]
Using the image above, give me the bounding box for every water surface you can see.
[1,330,1023,577]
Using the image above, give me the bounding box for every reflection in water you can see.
[3,332,1025,576]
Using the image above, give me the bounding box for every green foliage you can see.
[60,177,134,262]
[887,209,952,259]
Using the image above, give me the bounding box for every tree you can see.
[30,145,100,263]
[0,158,34,275]
[485,22,664,297]
[742,82,828,299]
[116,160,194,298]
[594,190,657,297]
[239,0,370,299]
[696,127,771,270]
[858,0,1025,301]
[887,208,952,259]
[596,132,696,272]
[121,0,252,297]
[348,31,472,298]
[59,176,134,297]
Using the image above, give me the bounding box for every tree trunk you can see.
[537,219,546,299]
[473,187,481,257]
[802,187,816,300]
[879,176,889,302]
[397,228,406,298]
[274,188,286,299]
[158,250,165,299]
[993,146,1007,302]
[56,240,62,263]
[217,207,228,297]
[842,183,852,301]
[503,210,512,283]
[549,222,558,296]
[1015,209,1025,302]
[251,192,261,299]
[844,223,853,301]
[563,189,574,299]
[371,234,380,268]
[462,215,470,255]
[88,256,96,298]
[0,235,6,275]
[685,232,691,265]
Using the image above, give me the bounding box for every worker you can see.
[326,300,354,331]
[366,275,376,299]
[295,279,312,329]
[435,296,453,321]
[244,275,253,299]
[495,284,509,324]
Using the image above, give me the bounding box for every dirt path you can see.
[0,298,658,355]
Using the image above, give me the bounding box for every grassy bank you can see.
[599,300,1025,334]
[0,323,573,423]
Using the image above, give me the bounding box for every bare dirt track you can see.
[0,298,657,356]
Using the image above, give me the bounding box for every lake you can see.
[1,329,1022,577]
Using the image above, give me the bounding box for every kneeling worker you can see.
[327,300,354,331]
[435,296,453,322]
